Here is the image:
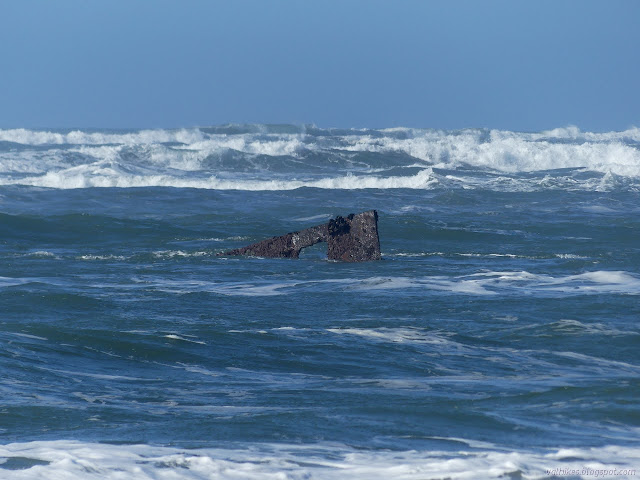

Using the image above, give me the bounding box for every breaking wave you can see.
[1,440,639,480]
[1,125,639,190]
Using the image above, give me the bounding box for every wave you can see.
[1,126,639,190]
[124,271,640,297]
[0,277,29,288]
[343,271,640,297]
[1,440,638,479]
[0,128,206,146]
[0,163,438,190]
[342,271,640,297]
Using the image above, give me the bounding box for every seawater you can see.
[0,125,639,479]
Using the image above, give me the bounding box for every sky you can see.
[1,0,638,132]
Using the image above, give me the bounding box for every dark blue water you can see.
[1,126,639,479]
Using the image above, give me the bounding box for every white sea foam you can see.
[145,278,301,296]
[555,254,588,259]
[552,351,640,372]
[25,251,60,259]
[177,135,307,157]
[337,127,640,177]
[340,270,640,297]
[77,254,129,261]
[326,328,455,346]
[152,250,210,259]
[0,128,205,146]
[163,334,207,345]
[1,126,640,190]
[508,125,640,143]
[144,271,640,298]
[343,275,497,295]
[0,440,638,480]
[0,166,438,190]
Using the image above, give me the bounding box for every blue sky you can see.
[1,0,638,131]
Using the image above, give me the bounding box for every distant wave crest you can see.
[1,125,639,190]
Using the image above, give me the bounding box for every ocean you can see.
[0,125,639,479]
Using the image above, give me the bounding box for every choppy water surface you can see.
[1,126,639,479]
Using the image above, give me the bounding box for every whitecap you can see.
[555,254,588,259]
[0,167,438,191]
[25,251,59,259]
[0,440,638,480]
[0,128,205,146]
[152,250,210,259]
[78,254,129,261]
[326,327,456,346]
[3,126,640,192]
[164,334,207,345]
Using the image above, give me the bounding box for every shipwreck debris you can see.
[220,210,381,262]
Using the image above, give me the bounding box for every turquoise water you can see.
[1,126,639,479]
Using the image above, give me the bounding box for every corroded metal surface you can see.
[220,210,381,262]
